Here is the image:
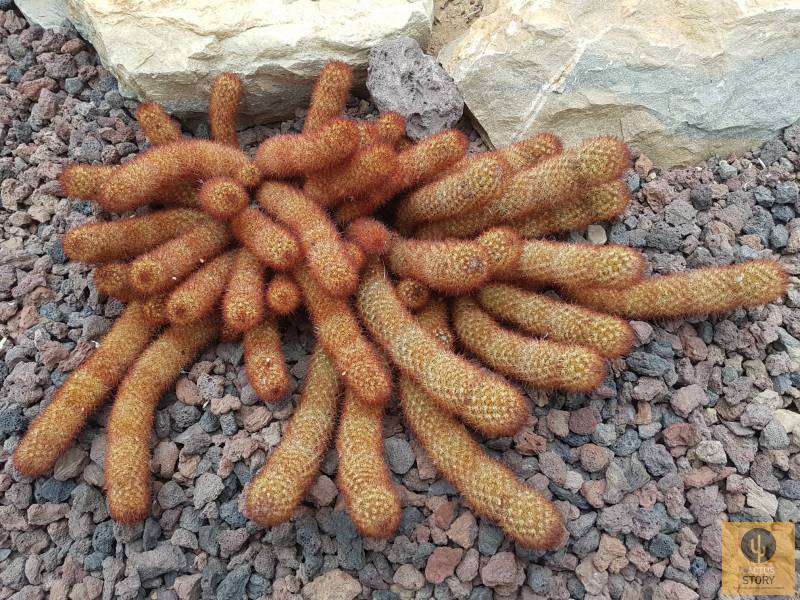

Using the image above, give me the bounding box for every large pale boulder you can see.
[61,0,433,121]
[440,1,800,167]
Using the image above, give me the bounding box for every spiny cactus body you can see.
[14,62,789,553]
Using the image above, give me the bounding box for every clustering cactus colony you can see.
[13,63,788,550]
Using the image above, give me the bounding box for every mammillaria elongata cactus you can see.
[13,62,789,550]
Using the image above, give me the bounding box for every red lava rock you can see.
[175,377,203,406]
[308,474,338,507]
[670,384,706,417]
[479,551,518,587]
[663,423,700,448]
[447,511,478,549]
[513,428,546,455]
[579,444,611,473]
[424,547,464,584]
[569,407,600,435]
[432,500,456,530]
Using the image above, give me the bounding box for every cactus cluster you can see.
[13,62,789,550]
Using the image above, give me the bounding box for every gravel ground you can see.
[2,8,800,600]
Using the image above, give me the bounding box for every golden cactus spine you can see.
[477,283,634,358]
[400,378,566,550]
[566,260,789,319]
[136,102,182,146]
[209,72,243,146]
[396,154,508,229]
[93,263,137,302]
[255,118,359,178]
[402,293,564,550]
[512,240,645,289]
[258,183,357,297]
[229,207,302,271]
[105,315,219,524]
[244,347,339,526]
[244,317,290,402]
[303,144,398,207]
[63,208,207,264]
[98,140,258,212]
[223,249,266,332]
[487,136,630,221]
[295,266,392,407]
[199,177,249,221]
[356,260,527,437]
[265,274,302,316]
[166,251,236,325]
[60,164,114,201]
[304,61,352,133]
[513,180,631,238]
[13,299,166,476]
[387,236,491,295]
[452,297,606,393]
[345,218,390,256]
[337,390,402,539]
[395,278,431,311]
[129,220,231,295]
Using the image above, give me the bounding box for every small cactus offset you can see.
[14,62,790,550]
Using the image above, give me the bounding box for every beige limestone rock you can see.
[439,0,800,167]
[62,0,433,121]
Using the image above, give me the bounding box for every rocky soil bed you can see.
[1,8,800,600]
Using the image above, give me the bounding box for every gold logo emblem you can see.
[722,522,796,596]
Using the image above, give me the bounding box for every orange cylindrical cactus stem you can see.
[166,251,236,325]
[198,177,249,221]
[230,207,302,271]
[244,347,339,526]
[136,103,181,146]
[106,314,219,524]
[513,180,631,238]
[399,378,566,550]
[223,249,266,333]
[387,236,490,295]
[304,61,352,133]
[345,218,390,255]
[333,187,395,225]
[255,118,359,179]
[566,260,789,319]
[477,283,634,358]
[394,130,469,190]
[395,278,430,312]
[13,299,166,477]
[209,72,242,146]
[129,220,231,295]
[497,133,563,171]
[342,241,366,272]
[337,389,401,539]
[487,136,630,221]
[395,154,508,229]
[258,183,358,297]
[304,144,399,207]
[295,267,392,407]
[64,208,207,264]
[452,297,606,392]
[60,164,114,201]
[476,227,523,276]
[512,240,645,289]
[244,317,290,402]
[98,140,259,212]
[358,112,407,147]
[356,260,527,437]
[94,262,137,301]
[265,274,302,316]
[415,298,455,350]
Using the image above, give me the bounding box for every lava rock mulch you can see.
[1,7,800,600]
